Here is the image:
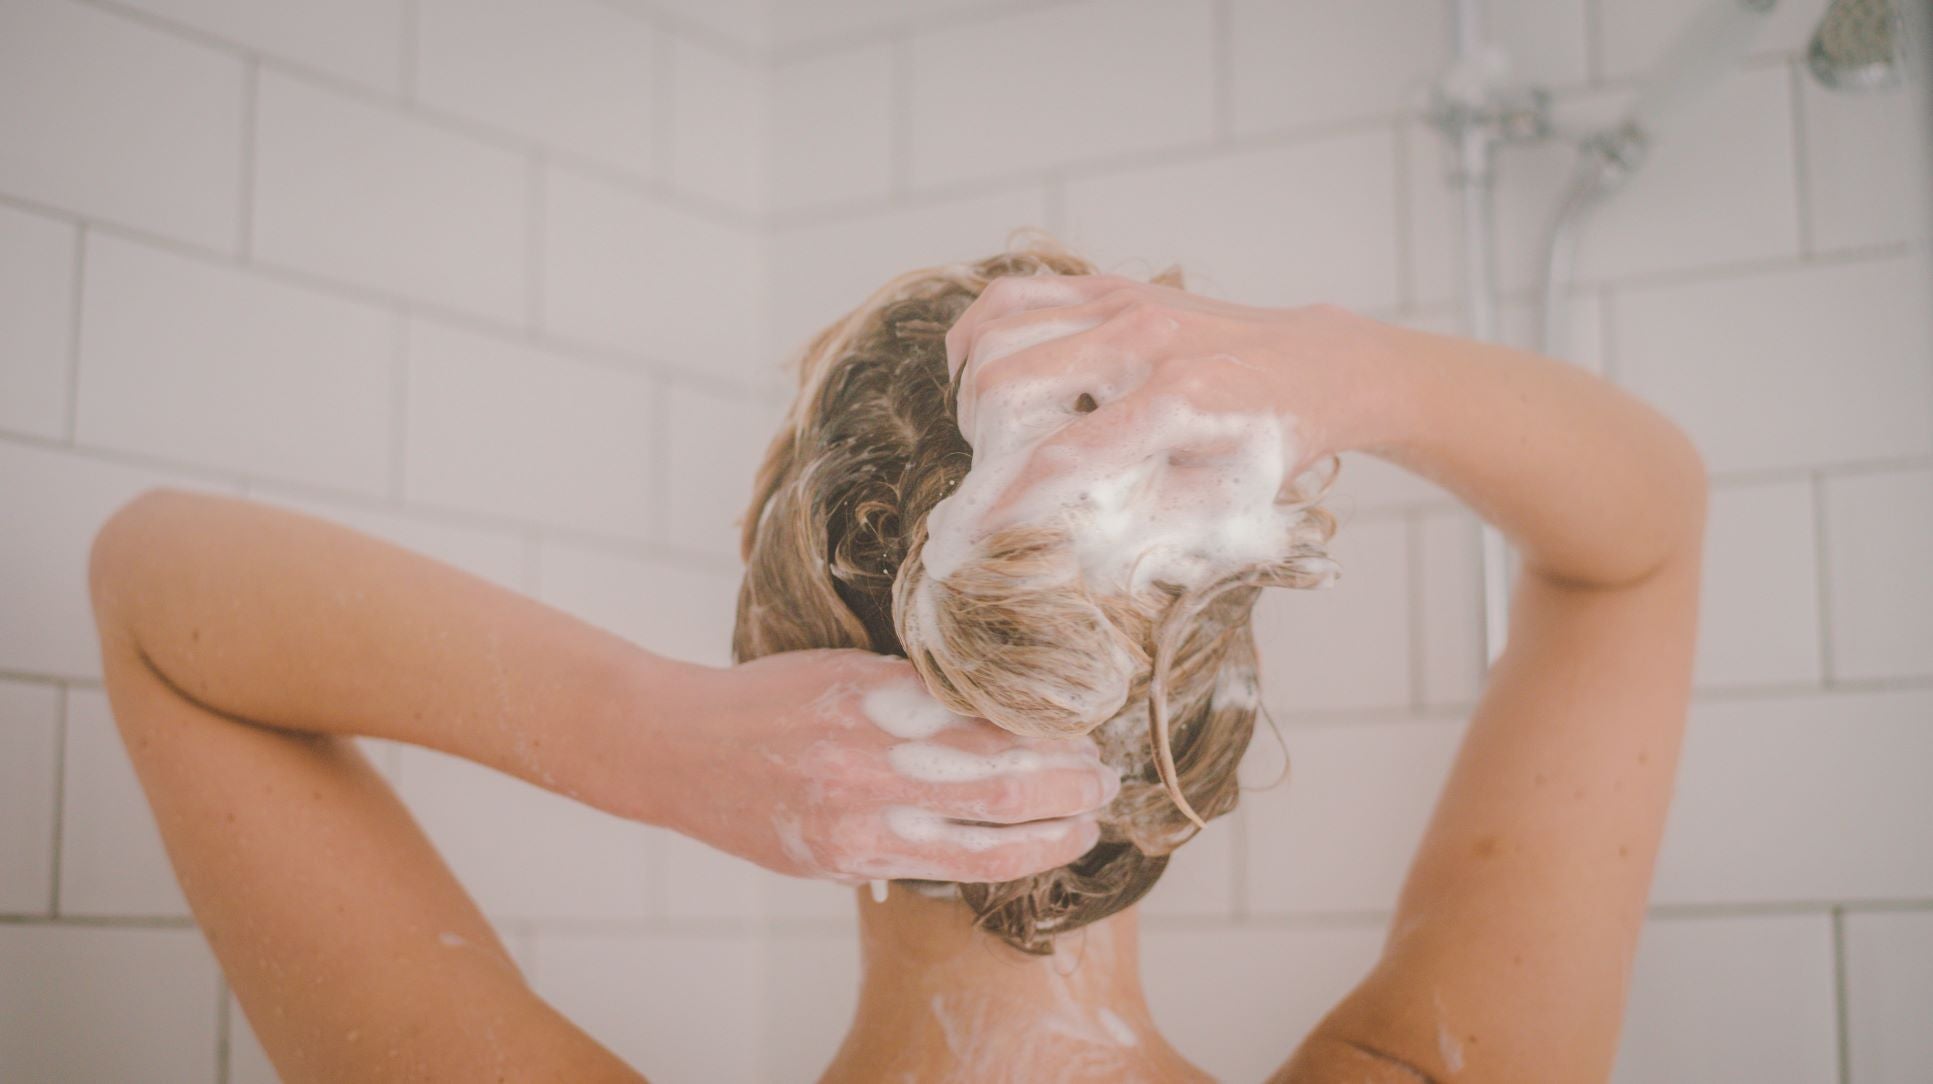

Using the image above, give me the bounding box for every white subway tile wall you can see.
[0,205,76,440]
[414,0,659,177]
[1,0,1927,1080]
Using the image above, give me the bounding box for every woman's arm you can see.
[87,489,1114,1081]
[1282,318,1706,1083]
[942,278,1705,1083]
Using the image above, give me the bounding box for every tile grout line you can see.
[0,189,770,402]
[48,685,69,918]
[0,429,745,578]
[1211,0,1233,145]
[525,153,547,333]
[1392,120,1415,313]
[388,313,410,502]
[62,224,88,445]
[238,58,258,261]
[1789,59,1816,259]
[399,0,419,104]
[652,26,676,187]
[1831,906,1852,1084]
[215,976,233,1084]
[1405,509,1428,712]
[888,33,913,197]
[1812,471,1837,686]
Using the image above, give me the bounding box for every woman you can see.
[88,240,1706,1082]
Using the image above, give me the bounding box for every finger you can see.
[957,295,1157,443]
[914,765,1123,825]
[852,809,1103,884]
[945,274,1135,382]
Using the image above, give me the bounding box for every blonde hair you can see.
[734,235,1339,953]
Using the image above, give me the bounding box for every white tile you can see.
[670,38,765,212]
[1598,0,1820,82]
[1065,132,1402,312]
[770,0,988,48]
[770,45,893,212]
[1230,0,1585,136]
[0,0,243,249]
[248,486,529,592]
[637,0,768,51]
[1251,515,1411,714]
[416,0,657,177]
[661,830,763,921]
[1243,718,1465,915]
[763,931,860,1080]
[1614,915,1838,1084]
[1489,0,1592,90]
[529,929,762,1081]
[0,680,59,914]
[0,925,220,1083]
[663,383,772,559]
[769,186,1049,357]
[1229,0,1443,134]
[1826,467,1933,681]
[1417,509,1486,708]
[1801,68,1928,252]
[394,745,655,921]
[76,235,394,493]
[761,867,857,922]
[541,167,764,383]
[0,205,74,440]
[0,442,229,679]
[58,689,189,917]
[404,319,656,539]
[1695,479,1823,689]
[116,0,406,92]
[1143,924,1383,1083]
[253,72,526,319]
[1844,909,1933,1084]
[1411,67,1802,305]
[1324,450,1454,513]
[535,543,739,667]
[1399,291,1608,375]
[1138,809,1237,919]
[1615,255,1933,473]
[906,0,1215,188]
[1653,688,1933,904]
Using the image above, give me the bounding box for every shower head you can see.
[1808,0,1904,90]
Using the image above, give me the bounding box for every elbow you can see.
[88,486,194,634]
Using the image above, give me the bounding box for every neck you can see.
[820,886,1209,1084]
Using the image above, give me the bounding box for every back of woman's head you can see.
[734,235,1339,954]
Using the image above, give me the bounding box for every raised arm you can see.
[1281,318,1706,1082]
[942,276,1705,1083]
[86,490,1115,1081]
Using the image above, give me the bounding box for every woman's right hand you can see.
[641,649,1117,885]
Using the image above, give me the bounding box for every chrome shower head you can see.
[1808,0,1904,90]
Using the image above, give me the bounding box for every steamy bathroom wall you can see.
[1,1,1929,1081]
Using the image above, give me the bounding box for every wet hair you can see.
[733,234,1339,954]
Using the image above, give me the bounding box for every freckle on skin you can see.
[1533,772,1547,786]
[1472,835,1502,859]
[1637,751,1649,765]
[1618,845,1630,858]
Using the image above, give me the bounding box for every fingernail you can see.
[1096,768,1122,805]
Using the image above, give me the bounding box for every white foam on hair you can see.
[922,371,1307,598]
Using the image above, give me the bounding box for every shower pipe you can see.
[1430,0,1793,665]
